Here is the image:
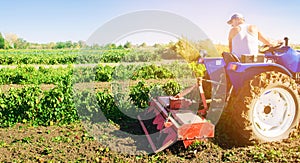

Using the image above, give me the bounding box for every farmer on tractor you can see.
[227,13,281,59]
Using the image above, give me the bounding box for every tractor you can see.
[137,37,300,153]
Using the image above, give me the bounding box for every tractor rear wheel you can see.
[229,71,300,145]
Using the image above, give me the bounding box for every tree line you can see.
[0,32,89,49]
[0,32,156,50]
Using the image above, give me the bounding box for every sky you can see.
[1,0,300,45]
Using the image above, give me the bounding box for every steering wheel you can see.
[259,42,284,54]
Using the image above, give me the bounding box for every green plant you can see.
[37,74,78,126]
[0,33,5,49]
[129,81,150,109]
[0,48,131,65]
[162,80,182,96]
[131,64,174,80]
[0,85,42,127]
[122,48,161,62]
[188,62,206,77]
[95,65,115,82]
[21,136,32,143]
[96,90,121,121]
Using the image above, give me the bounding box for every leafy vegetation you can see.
[0,75,78,127]
[0,48,132,64]
[0,74,185,128]
[122,48,161,62]
[0,63,195,85]
[0,41,298,162]
[131,64,175,80]
[172,38,220,62]
[0,41,226,127]
[0,33,5,49]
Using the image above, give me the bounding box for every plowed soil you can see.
[0,120,299,162]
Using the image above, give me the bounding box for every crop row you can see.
[0,74,184,127]
[0,48,162,64]
[0,62,204,84]
[0,49,127,64]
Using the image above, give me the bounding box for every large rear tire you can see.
[228,71,300,145]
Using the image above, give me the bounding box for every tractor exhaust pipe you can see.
[284,37,289,46]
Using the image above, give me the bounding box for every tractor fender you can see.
[226,62,293,92]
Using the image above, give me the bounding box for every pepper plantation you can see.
[0,43,299,162]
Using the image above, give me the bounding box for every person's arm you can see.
[258,30,272,46]
[249,25,279,46]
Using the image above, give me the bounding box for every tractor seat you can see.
[222,52,240,65]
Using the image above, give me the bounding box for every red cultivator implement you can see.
[137,78,214,153]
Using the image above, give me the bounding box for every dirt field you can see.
[0,120,299,162]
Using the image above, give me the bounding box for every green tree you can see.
[0,32,5,49]
[78,40,86,48]
[14,38,29,49]
[65,41,73,48]
[55,42,65,49]
[124,41,132,48]
[140,42,147,47]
